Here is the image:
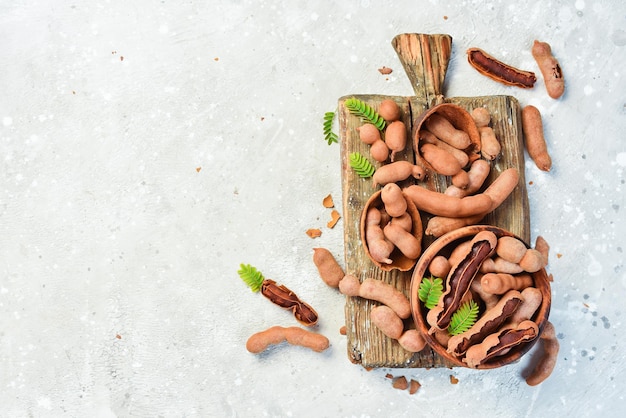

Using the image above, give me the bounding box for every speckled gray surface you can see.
[1,0,625,417]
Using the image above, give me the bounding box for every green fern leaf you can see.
[323,111,338,145]
[448,300,480,336]
[344,98,386,131]
[349,152,375,178]
[237,263,265,293]
[418,277,444,310]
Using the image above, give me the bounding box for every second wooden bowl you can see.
[410,225,551,369]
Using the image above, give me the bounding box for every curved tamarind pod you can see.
[470,276,499,311]
[398,329,427,353]
[403,185,492,218]
[507,287,543,326]
[338,275,411,319]
[359,278,411,319]
[261,279,318,326]
[525,321,559,386]
[312,247,345,288]
[425,168,519,237]
[419,129,470,168]
[372,160,425,187]
[467,47,537,88]
[463,320,539,368]
[445,159,491,198]
[447,289,523,357]
[246,326,330,353]
[479,257,524,274]
[371,305,404,339]
[531,40,564,99]
[427,231,497,332]
[480,273,533,295]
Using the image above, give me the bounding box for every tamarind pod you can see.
[398,329,427,353]
[470,277,499,311]
[383,223,421,259]
[480,273,533,295]
[378,99,401,122]
[425,168,519,237]
[424,113,471,149]
[531,40,564,99]
[420,143,462,176]
[471,107,491,128]
[534,235,550,267]
[522,105,551,172]
[390,212,413,232]
[463,320,539,368]
[447,289,523,357]
[359,278,411,319]
[338,274,361,297]
[418,129,470,168]
[368,238,394,265]
[312,247,345,288]
[370,305,404,339]
[372,160,425,187]
[445,159,491,198]
[496,236,528,264]
[427,231,498,331]
[507,287,543,326]
[428,255,451,278]
[519,249,546,273]
[467,47,537,88]
[385,120,407,158]
[425,214,485,237]
[479,126,501,161]
[525,321,559,386]
[261,279,319,326]
[357,123,381,145]
[370,139,390,162]
[479,257,524,274]
[403,185,492,218]
[246,326,330,353]
[451,169,470,189]
[381,183,407,218]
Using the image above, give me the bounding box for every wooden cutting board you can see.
[338,33,530,368]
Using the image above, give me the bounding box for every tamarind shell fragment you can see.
[261,279,319,326]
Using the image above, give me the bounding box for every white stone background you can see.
[1,0,625,417]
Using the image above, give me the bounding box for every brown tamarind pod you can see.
[427,231,497,332]
[464,320,539,368]
[467,47,537,88]
[447,289,523,357]
[261,279,319,326]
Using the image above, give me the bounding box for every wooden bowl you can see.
[360,190,423,272]
[413,103,481,172]
[409,225,551,369]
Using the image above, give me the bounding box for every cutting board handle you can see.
[392,33,452,106]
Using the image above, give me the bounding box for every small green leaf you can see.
[418,277,444,310]
[448,300,480,336]
[349,152,375,178]
[237,263,265,293]
[323,111,338,145]
[344,98,386,131]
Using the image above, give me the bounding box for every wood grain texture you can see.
[339,94,528,368]
[339,33,529,368]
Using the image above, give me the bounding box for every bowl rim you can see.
[409,224,552,369]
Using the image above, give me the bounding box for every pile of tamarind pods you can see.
[410,226,556,384]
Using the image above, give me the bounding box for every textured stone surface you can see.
[1,0,625,416]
